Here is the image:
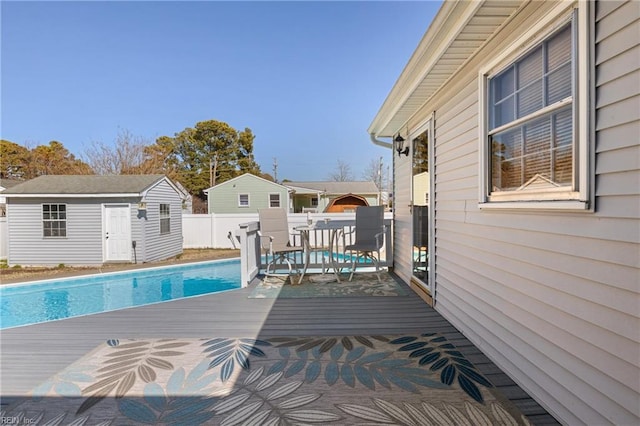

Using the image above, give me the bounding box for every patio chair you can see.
[344,206,385,282]
[258,208,303,279]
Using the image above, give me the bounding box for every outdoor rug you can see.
[4,334,531,425]
[249,272,409,298]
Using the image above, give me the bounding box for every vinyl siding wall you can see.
[208,176,290,214]
[140,179,183,262]
[395,1,639,424]
[6,198,130,266]
[393,145,415,286]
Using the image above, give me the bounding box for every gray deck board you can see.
[0,275,559,424]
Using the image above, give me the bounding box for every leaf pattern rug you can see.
[4,334,531,425]
[249,272,409,298]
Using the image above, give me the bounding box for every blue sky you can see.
[1,1,441,181]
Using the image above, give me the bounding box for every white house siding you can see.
[141,179,183,262]
[392,151,414,286]
[7,198,104,266]
[394,1,639,424]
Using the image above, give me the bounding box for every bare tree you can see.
[83,129,151,175]
[362,157,390,190]
[327,159,354,181]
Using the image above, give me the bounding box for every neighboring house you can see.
[368,1,639,425]
[285,181,380,213]
[3,175,184,266]
[204,173,292,214]
[173,180,193,214]
[0,179,23,217]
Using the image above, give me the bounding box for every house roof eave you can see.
[4,193,142,199]
[368,0,526,138]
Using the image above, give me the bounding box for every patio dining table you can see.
[294,219,354,284]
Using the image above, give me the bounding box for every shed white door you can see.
[104,205,131,262]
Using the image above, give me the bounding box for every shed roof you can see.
[285,181,379,195]
[2,175,168,196]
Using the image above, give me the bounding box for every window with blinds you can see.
[488,22,574,194]
[269,193,281,208]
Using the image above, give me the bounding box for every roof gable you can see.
[205,173,289,193]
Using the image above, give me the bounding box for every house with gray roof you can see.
[284,181,380,213]
[2,175,184,266]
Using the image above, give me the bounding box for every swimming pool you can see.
[0,259,241,329]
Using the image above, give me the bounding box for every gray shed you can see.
[3,175,184,266]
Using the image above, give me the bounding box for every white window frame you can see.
[311,197,318,207]
[159,203,171,234]
[478,1,593,211]
[42,203,67,238]
[238,193,250,208]
[268,193,281,208]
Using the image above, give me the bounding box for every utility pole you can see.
[378,156,383,206]
[272,157,278,183]
[210,154,218,187]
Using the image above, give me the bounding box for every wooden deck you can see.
[0,274,559,425]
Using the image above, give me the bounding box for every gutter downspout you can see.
[369,133,393,149]
[370,132,395,279]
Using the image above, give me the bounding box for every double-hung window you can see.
[160,204,170,234]
[238,194,249,207]
[479,3,592,209]
[43,204,66,237]
[269,193,281,208]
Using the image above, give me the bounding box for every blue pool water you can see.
[0,259,241,329]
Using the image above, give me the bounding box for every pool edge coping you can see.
[0,257,242,290]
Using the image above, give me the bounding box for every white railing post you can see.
[236,221,261,287]
[382,217,393,266]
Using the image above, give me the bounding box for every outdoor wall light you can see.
[138,201,147,211]
[394,135,409,157]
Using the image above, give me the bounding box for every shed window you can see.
[238,194,249,207]
[160,204,170,234]
[43,204,66,237]
[269,193,281,208]
[479,5,591,209]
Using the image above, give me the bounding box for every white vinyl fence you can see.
[0,217,7,260]
[183,212,394,250]
[182,214,260,249]
[183,212,370,249]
